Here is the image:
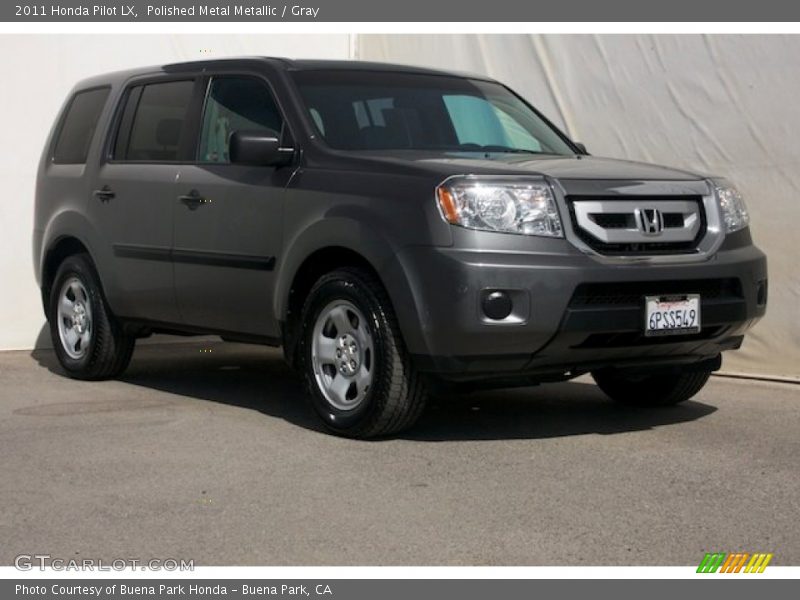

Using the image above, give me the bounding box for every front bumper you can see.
[387,234,767,381]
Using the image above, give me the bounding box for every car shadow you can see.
[30,339,717,442]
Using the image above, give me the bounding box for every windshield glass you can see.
[292,70,575,155]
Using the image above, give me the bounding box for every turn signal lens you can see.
[437,186,460,224]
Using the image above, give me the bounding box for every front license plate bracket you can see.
[644,294,701,337]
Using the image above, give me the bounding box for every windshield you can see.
[291,70,576,155]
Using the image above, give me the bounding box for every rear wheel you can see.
[300,267,427,438]
[592,368,712,406]
[48,254,135,380]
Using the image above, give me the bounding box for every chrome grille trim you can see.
[548,178,725,265]
[573,199,701,244]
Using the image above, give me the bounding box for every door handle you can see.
[178,190,206,210]
[93,186,115,202]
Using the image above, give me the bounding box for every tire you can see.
[48,253,135,380]
[299,267,427,438]
[592,367,712,406]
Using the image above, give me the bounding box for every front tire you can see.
[299,267,427,438]
[48,254,135,380]
[592,368,712,406]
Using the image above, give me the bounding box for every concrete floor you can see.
[1,340,798,566]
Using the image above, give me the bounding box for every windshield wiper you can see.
[456,144,546,155]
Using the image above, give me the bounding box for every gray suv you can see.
[34,58,767,437]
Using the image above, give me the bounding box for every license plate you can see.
[644,294,701,336]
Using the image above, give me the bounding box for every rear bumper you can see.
[388,237,767,381]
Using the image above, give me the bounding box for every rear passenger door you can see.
[92,77,202,323]
[172,74,293,338]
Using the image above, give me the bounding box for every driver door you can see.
[172,74,293,338]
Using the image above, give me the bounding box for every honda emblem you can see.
[635,208,664,235]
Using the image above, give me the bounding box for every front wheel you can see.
[592,368,713,406]
[300,267,427,438]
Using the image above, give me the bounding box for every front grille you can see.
[591,213,630,229]
[567,195,706,256]
[663,213,685,228]
[569,278,743,308]
[589,212,685,230]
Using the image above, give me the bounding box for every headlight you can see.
[436,177,563,237]
[714,182,750,233]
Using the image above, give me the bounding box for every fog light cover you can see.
[482,290,513,320]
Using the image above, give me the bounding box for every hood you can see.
[341,150,706,182]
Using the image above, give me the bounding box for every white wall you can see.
[359,34,800,380]
[0,34,352,351]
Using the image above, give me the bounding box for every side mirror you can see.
[229,129,294,167]
[574,142,589,155]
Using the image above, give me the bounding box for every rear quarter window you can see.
[52,87,111,164]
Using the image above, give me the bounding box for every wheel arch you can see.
[276,220,422,369]
[38,209,106,313]
[279,246,386,369]
[40,236,95,311]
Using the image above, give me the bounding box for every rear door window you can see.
[114,80,195,162]
[52,87,110,164]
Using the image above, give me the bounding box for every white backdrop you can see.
[360,34,800,380]
[0,34,352,351]
[1,34,797,380]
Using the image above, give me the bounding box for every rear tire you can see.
[48,254,135,380]
[299,267,427,438]
[592,368,712,406]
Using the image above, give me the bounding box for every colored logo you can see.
[697,552,773,573]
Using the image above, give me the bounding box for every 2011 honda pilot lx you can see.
[34,58,767,437]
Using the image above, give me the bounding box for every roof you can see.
[280,58,493,81]
[70,57,495,90]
